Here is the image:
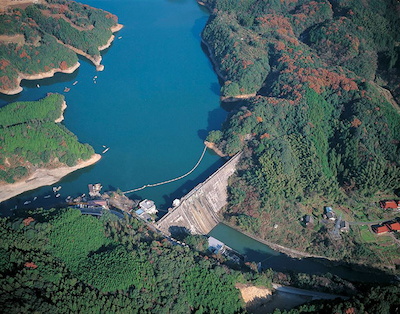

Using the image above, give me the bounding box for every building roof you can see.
[372,225,390,234]
[387,222,400,231]
[325,206,333,213]
[135,209,144,215]
[380,200,399,209]
[140,199,155,210]
[208,236,225,253]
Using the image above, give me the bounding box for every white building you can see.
[139,199,158,215]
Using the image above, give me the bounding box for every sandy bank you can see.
[236,283,272,304]
[204,141,227,157]
[54,100,67,123]
[0,154,101,203]
[0,62,80,96]
[221,93,257,102]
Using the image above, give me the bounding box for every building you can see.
[139,199,158,215]
[340,220,350,232]
[88,183,102,198]
[208,236,226,254]
[372,224,390,234]
[304,215,314,226]
[135,209,152,222]
[379,200,400,210]
[87,199,108,209]
[386,221,400,232]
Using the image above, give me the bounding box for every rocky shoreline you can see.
[0,62,80,95]
[0,154,101,203]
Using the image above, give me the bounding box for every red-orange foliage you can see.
[23,217,35,226]
[239,111,252,120]
[24,262,38,269]
[260,133,271,139]
[256,116,263,123]
[242,60,253,69]
[351,118,362,128]
[59,61,68,70]
[0,59,10,70]
[19,51,30,59]
[257,14,295,37]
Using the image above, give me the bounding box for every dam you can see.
[156,152,242,236]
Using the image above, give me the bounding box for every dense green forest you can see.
[203,0,400,269]
[0,94,94,183]
[0,0,119,93]
[0,208,277,313]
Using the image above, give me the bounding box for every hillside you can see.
[0,94,97,189]
[202,0,400,270]
[0,208,276,313]
[0,0,122,94]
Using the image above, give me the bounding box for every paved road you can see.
[272,283,348,301]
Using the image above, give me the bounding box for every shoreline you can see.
[0,23,124,95]
[0,62,80,96]
[54,100,67,123]
[0,154,101,203]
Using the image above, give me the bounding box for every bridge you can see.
[155,152,242,236]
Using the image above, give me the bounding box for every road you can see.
[271,283,348,301]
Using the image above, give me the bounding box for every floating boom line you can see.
[123,145,208,194]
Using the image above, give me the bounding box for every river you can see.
[209,223,395,283]
[0,0,226,212]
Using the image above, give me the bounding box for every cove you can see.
[0,0,226,212]
[209,223,395,283]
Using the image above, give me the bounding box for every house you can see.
[304,215,314,226]
[372,224,390,234]
[379,200,399,210]
[135,209,152,222]
[139,199,158,215]
[340,220,350,232]
[386,221,400,232]
[208,236,226,254]
[325,211,336,221]
[87,199,108,209]
[88,183,102,198]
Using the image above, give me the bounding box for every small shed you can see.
[340,220,350,232]
[304,215,314,226]
[325,211,336,221]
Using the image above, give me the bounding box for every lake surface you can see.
[0,0,226,211]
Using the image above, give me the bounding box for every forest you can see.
[0,0,119,93]
[0,208,271,313]
[0,94,94,183]
[203,0,400,269]
[1,208,399,313]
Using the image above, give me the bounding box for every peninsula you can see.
[0,94,100,201]
[0,0,123,94]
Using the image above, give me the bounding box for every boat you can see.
[44,195,51,199]
[102,145,106,148]
[94,75,98,79]
[36,84,40,88]
[33,197,37,201]
[102,147,110,154]
[64,87,70,92]
[118,36,122,39]
[55,193,61,198]
[24,201,31,205]
[73,81,78,85]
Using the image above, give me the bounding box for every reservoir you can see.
[0,0,395,285]
[0,0,226,211]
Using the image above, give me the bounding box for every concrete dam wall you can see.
[156,152,242,236]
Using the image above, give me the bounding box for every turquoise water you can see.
[0,0,227,211]
[209,223,394,283]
